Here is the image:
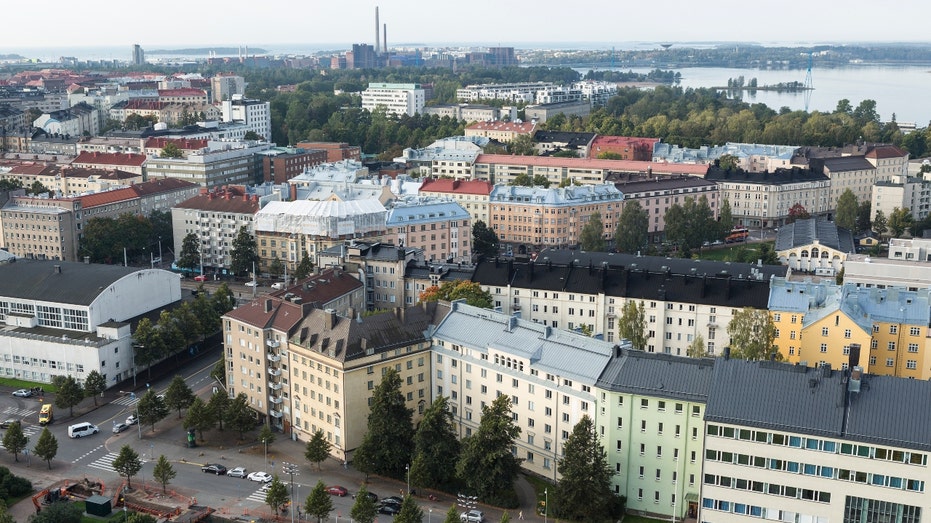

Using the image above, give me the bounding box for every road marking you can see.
[246,487,268,503]
[112,396,139,407]
[71,444,105,464]
[2,406,37,417]
[87,452,119,472]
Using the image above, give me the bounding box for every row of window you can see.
[701,498,827,522]
[707,424,927,465]
[704,473,831,503]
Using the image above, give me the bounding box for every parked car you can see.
[377,503,401,515]
[271,282,285,290]
[112,422,129,434]
[325,486,348,497]
[12,389,32,398]
[0,419,17,429]
[201,464,228,475]
[460,510,485,523]
[247,471,272,483]
[193,275,208,282]
[245,281,259,287]
[125,415,138,425]
[353,491,378,502]
[227,467,248,478]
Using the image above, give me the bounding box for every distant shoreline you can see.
[146,47,268,55]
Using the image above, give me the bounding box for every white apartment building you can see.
[211,74,246,103]
[361,83,425,117]
[145,140,271,187]
[705,167,832,228]
[221,95,272,142]
[171,185,260,272]
[871,174,931,222]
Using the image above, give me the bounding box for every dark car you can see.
[201,464,228,475]
[381,495,403,506]
[352,491,378,503]
[0,419,17,429]
[377,503,401,515]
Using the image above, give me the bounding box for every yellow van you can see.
[39,404,53,425]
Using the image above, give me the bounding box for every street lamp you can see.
[282,462,299,523]
[263,437,268,471]
[544,488,548,523]
[429,508,432,523]
[406,464,410,496]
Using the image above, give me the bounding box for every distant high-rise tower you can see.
[131,44,144,65]
[375,7,380,54]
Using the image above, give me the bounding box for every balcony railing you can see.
[266,339,280,348]
[268,368,281,377]
[268,381,282,391]
[267,353,281,363]
[269,395,283,405]
[270,409,283,418]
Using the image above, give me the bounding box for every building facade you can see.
[386,199,472,263]
[417,178,493,225]
[705,167,832,228]
[361,83,425,117]
[171,185,260,273]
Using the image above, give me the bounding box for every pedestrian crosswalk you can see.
[112,395,139,407]
[246,486,269,503]
[87,452,119,472]
[2,406,36,418]
[0,423,40,449]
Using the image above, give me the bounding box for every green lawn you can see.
[0,377,58,393]
[622,516,669,523]
[695,241,772,262]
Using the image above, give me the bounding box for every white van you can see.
[68,422,99,438]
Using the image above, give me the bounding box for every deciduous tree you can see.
[835,189,858,232]
[873,209,888,236]
[153,455,176,493]
[229,226,259,277]
[33,427,58,469]
[788,203,810,223]
[207,391,231,431]
[410,396,459,490]
[133,317,164,380]
[83,370,106,406]
[394,495,424,523]
[350,484,377,523]
[164,375,196,418]
[888,207,913,238]
[304,480,333,522]
[52,375,84,417]
[183,397,213,441]
[304,429,331,471]
[615,201,648,253]
[687,334,706,358]
[353,368,414,479]
[137,388,169,432]
[265,475,290,516]
[471,220,500,260]
[553,416,616,522]
[579,212,605,251]
[112,445,143,489]
[727,308,780,361]
[176,233,200,272]
[456,395,521,506]
[419,280,492,309]
[618,301,647,350]
[2,422,28,462]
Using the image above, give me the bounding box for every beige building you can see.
[171,185,260,273]
[871,174,931,222]
[286,303,448,460]
[221,268,365,433]
[774,218,855,274]
[705,167,832,228]
[473,154,708,186]
[318,241,424,311]
[386,199,472,263]
[418,178,493,225]
[464,122,536,144]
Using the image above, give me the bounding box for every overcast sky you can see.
[5,0,931,50]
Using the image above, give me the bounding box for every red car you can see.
[325,486,348,497]
[193,275,207,281]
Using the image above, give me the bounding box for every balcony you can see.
[268,381,282,391]
[266,339,280,348]
[268,368,281,377]
[270,409,283,418]
[269,395,283,405]
[267,353,281,363]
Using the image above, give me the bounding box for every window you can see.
[822,327,829,336]
[890,325,898,334]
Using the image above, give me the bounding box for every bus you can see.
[39,403,53,425]
[725,227,750,243]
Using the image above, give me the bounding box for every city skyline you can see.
[3,0,931,51]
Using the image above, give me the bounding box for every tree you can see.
[52,375,84,417]
[471,220,500,260]
[553,416,616,522]
[268,256,284,279]
[0,501,13,523]
[304,429,331,471]
[787,203,810,223]
[350,484,378,523]
[153,455,176,493]
[717,198,735,239]
[615,201,648,253]
[354,369,415,479]
[112,445,143,489]
[227,393,258,438]
[157,309,184,358]
[210,357,226,384]
[137,389,169,432]
[29,180,50,196]
[229,226,259,277]
[508,133,536,156]
[410,396,460,490]
[717,153,739,171]
[873,209,888,236]
[856,201,872,235]
[419,280,493,309]
[160,142,183,158]
[244,130,263,141]
[183,397,213,441]
[442,505,459,523]
[579,212,605,251]
[211,283,237,316]
[207,391,231,431]
[687,334,706,358]
[835,189,858,232]
[133,317,164,380]
[499,512,512,523]
[888,207,913,238]
[32,427,58,469]
[618,301,647,350]
[2,422,27,462]
[294,252,314,280]
[265,475,290,516]
[26,500,83,523]
[176,233,200,272]
[394,495,424,523]
[83,370,106,406]
[164,375,195,418]
[259,424,276,450]
[456,394,521,506]
[304,480,333,523]
[727,308,780,361]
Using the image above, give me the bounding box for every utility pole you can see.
[282,462,300,523]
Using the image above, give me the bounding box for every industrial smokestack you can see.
[383,24,387,59]
[375,7,380,54]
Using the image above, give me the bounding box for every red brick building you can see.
[295,142,362,163]
[588,136,659,161]
[260,148,329,184]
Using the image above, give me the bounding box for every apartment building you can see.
[523,101,591,124]
[318,241,424,311]
[774,218,855,273]
[473,250,785,353]
[418,178,493,225]
[608,174,721,243]
[464,122,536,144]
[456,82,558,103]
[431,301,623,480]
[33,102,99,138]
[0,164,142,196]
[72,151,147,177]
[396,137,485,180]
[422,104,515,123]
[533,131,596,158]
[157,88,208,105]
[769,279,931,379]
[595,350,711,519]
[0,260,182,387]
[142,138,209,158]
[285,303,448,459]
[473,154,708,186]
[171,185,260,273]
[404,263,475,306]
[211,73,246,103]
[222,269,365,433]
[590,136,659,161]
[386,199,471,263]
[705,167,831,228]
[257,147,328,184]
[701,358,929,523]
[487,184,623,250]
[361,83,425,117]
[145,140,271,187]
[221,95,272,141]
[871,174,931,222]
[294,142,362,163]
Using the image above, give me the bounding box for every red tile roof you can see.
[865,145,909,159]
[124,100,165,110]
[157,88,207,97]
[8,163,58,176]
[474,154,709,175]
[74,178,196,208]
[590,135,660,147]
[419,178,494,196]
[174,185,260,214]
[129,177,197,197]
[73,152,147,167]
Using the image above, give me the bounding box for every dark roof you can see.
[534,250,787,279]
[608,173,718,193]
[706,359,846,439]
[706,359,931,452]
[322,241,420,262]
[774,218,855,253]
[821,156,875,172]
[532,131,596,149]
[290,302,449,363]
[705,166,829,185]
[596,349,714,403]
[473,256,775,309]
[0,260,137,306]
[405,262,475,282]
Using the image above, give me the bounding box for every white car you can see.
[12,389,32,398]
[460,510,485,523]
[245,281,259,287]
[247,471,272,483]
[126,415,138,425]
[271,282,285,290]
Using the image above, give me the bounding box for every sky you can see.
[4,0,931,51]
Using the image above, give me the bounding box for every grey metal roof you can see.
[0,260,138,306]
[705,359,846,439]
[596,349,714,403]
[535,249,787,279]
[821,156,875,172]
[433,302,616,385]
[774,218,855,253]
[845,373,931,452]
